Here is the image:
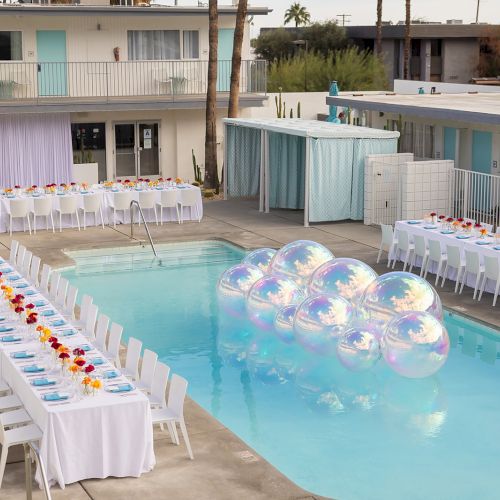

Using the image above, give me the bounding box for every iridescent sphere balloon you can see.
[358,272,443,327]
[246,336,282,385]
[309,258,378,304]
[216,263,264,317]
[382,311,450,379]
[294,294,353,355]
[336,326,380,372]
[243,248,277,273]
[247,275,305,330]
[274,305,298,344]
[269,240,334,287]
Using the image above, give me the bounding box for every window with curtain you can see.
[0,32,22,61]
[127,30,180,61]
[183,31,199,59]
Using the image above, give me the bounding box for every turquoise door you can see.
[37,31,67,96]
[471,130,493,211]
[443,127,457,161]
[217,29,234,92]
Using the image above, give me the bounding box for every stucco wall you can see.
[442,38,479,83]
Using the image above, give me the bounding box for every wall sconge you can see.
[97,23,101,31]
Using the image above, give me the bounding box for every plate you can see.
[102,369,119,379]
[475,241,491,246]
[91,357,105,365]
[25,290,36,295]
[440,230,454,235]
[424,225,437,230]
[105,383,134,393]
[8,275,22,281]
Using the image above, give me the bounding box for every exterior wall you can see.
[393,79,500,94]
[442,38,479,83]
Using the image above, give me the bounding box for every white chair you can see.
[409,234,428,276]
[478,255,500,306]
[81,193,104,230]
[0,410,44,488]
[15,245,26,271]
[122,337,142,381]
[392,229,414,271]
[75,294,93,329]
[83,303,98,339]
[480,222,494,233]
[29,255,41,286]
[459,250,485,299]
[8,198,31,236]
[109,192,133,228]
[32,197,55,234]
[0,394,22,412]
[1,407,32,427]
[54,277,68,309]
[94,314,110,352]
[148,362,170,408]
[104,322,123,368]
[151,374,193,460]
[48,271,61,301]
[0,379,11,396]
[21,250,32,278]
[39,264,51,294]
[156,190,180,225]
[377,224,397,267]
[55,196,81,232]
[136,349,158,393]
[178,189,200,223]
[138,191,158,225]
[8,240,19,266]
[64,285,78,320]
[423,239,447,286]
[442,244,466,292]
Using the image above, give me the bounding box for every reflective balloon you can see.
[309,258,378,304]
[382,311,450,379]
[247,275,305,330]
[269,240,334,287]
[243,248,277,273]
[216,263,264,317]
[274,305,298,344]
[359,272,443,327]
[246,336,283,385]
[336,326,380,372]
[294,294,353,355]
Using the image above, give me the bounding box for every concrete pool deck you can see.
[1,198,499,500]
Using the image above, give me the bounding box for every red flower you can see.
[167,178,172,181]
[32,185,37,189]
[26,303,35,309]
[430,212,437,217]
[14,185,20,189]
[457,217,464,222]
[48,336,58,343]
[466,221,473,227]
[15,306,24,313]
[84,364,95,374]
[338,112,345,119]
[70,182,76,186]
[59,352,70,360]
[51,342,62,350]
[117,179,122,183]
[73,347,85,356]
[124,179,130,183]
[138,178,144,182]
[45,184,51,188]
[60,183,65,187]
[474,223,482,228]
[438,215,445,220]
[158,178,164,182]
[75,358,86,367]
[16,294,24,300]
[145,179,150,183]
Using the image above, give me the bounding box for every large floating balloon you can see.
[247,275,305,330]
[269,240,334,287]
[246,336,283,385]
[337,326,380,372]
[274,304,298,344]
[309,258,378,303]
[217,263,264,317]
[382,311,450,379]
[359,272,443,326]
[243,248,277,273]
[294,294,353,355]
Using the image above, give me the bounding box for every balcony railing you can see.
[0,60,267,103]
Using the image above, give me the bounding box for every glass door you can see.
[114,123,137,179]
[138,123,160,178]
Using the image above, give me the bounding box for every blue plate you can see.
[42,392,69,402]
[0,268,14,274]
[0,326,14,333]
[111,188,119,192]
[0,317,6,322]
[23,365,44,373]
[177,186,187,189]
[155,187,163,191]
[31,377,56,387]
[57,193,65,196]
[80,191,89,195]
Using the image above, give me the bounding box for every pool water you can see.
[62,241,500,500]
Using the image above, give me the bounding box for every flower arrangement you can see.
[4,188,12,194]
[175,177,183,184]
[479,228,488,238]
[81,182,89,190]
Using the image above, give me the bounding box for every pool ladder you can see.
[129,200,159,259]
[24,442,52,500]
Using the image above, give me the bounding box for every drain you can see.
[234,450,259,463]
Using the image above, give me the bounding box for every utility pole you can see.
[336,14,351,26]
[475,0,480,23]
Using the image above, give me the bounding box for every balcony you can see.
[0,60,267,112]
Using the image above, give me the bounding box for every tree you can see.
[284,2,311,28]
[253,28,296,61]
[204,0,218,190]
[403,0,411,79]
[376,0,383,57]
[478,27,500,77]
[228,0,248,118]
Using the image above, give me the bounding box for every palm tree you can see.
[228,0,248,118]
[403,0,411,79]
[284,2,311,28]
[376,0,383,57]
[204,0,218,190]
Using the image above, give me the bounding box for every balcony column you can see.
[420,40,431,82]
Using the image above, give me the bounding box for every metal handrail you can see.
[24,443,51,500]
[130,200,158,258]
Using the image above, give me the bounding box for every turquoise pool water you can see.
[62,241,500,500]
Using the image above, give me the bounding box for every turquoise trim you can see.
[36,30,67,97]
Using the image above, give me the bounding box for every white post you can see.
[304,137,311,227]
[223,122,228,200]
[259,129,265,212]
[264,131,270,214]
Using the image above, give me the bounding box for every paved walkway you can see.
[1,198,498,500]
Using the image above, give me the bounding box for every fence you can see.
[0,60,267,102]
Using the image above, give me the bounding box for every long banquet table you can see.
[0,184,203,232]
[0,262,155,487]
[394,220,500,293]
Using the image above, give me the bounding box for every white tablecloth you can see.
[394,220,500,292]
[0,266,155,487]
[0,184,203,232]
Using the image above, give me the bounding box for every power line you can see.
[336,14,351,27]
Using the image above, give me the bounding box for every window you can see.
[183,31,199,59]
[71,123,107,182]
[127,30,180,60]
[0,32,22,61]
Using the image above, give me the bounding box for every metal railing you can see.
[450,168,500,229]
[130,200,158,258]
[0,60,267,103]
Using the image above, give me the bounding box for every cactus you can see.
[290,108,293,118]
[275,87,284,118]
[297,101,301,118]
[192,149,202,184]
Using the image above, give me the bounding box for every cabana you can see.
[223,118,399,226]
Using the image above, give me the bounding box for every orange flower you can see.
[69,364,79,374]
[57,345,69,354]
[82,376,91,386]
[36,325,44,332]
[480,228,488,235]
[91,379,102,390]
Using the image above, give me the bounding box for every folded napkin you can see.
[476,241,491,246]
[91,357,105,365]
[15,283,29,289]
[0,268,14,274]
[103,370,119,379]
[59,329,77,337]
[108,383,133,393]
[1,335,21,342]
[11,351,35,359]
[23,365,44,373]
[51,320,66,327]
[42,392,69,401]
[494,246,500,251]
[0,326,14,333]
[0,317,6,322]
[34,300,47,307]
[456,235,471,239]
[31,377,56,387]
[407,220,421,224]
[8,275,22,281]
[41,310,56,317]
[424,225,437,230]
[440,230,454,234]
[79,344,92,352]
[25,290,36,295]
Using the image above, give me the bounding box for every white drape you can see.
[183,31,199,59]
[0,113,73,187]
[127,30,180,60]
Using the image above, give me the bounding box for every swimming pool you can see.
[62,240,500,500]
